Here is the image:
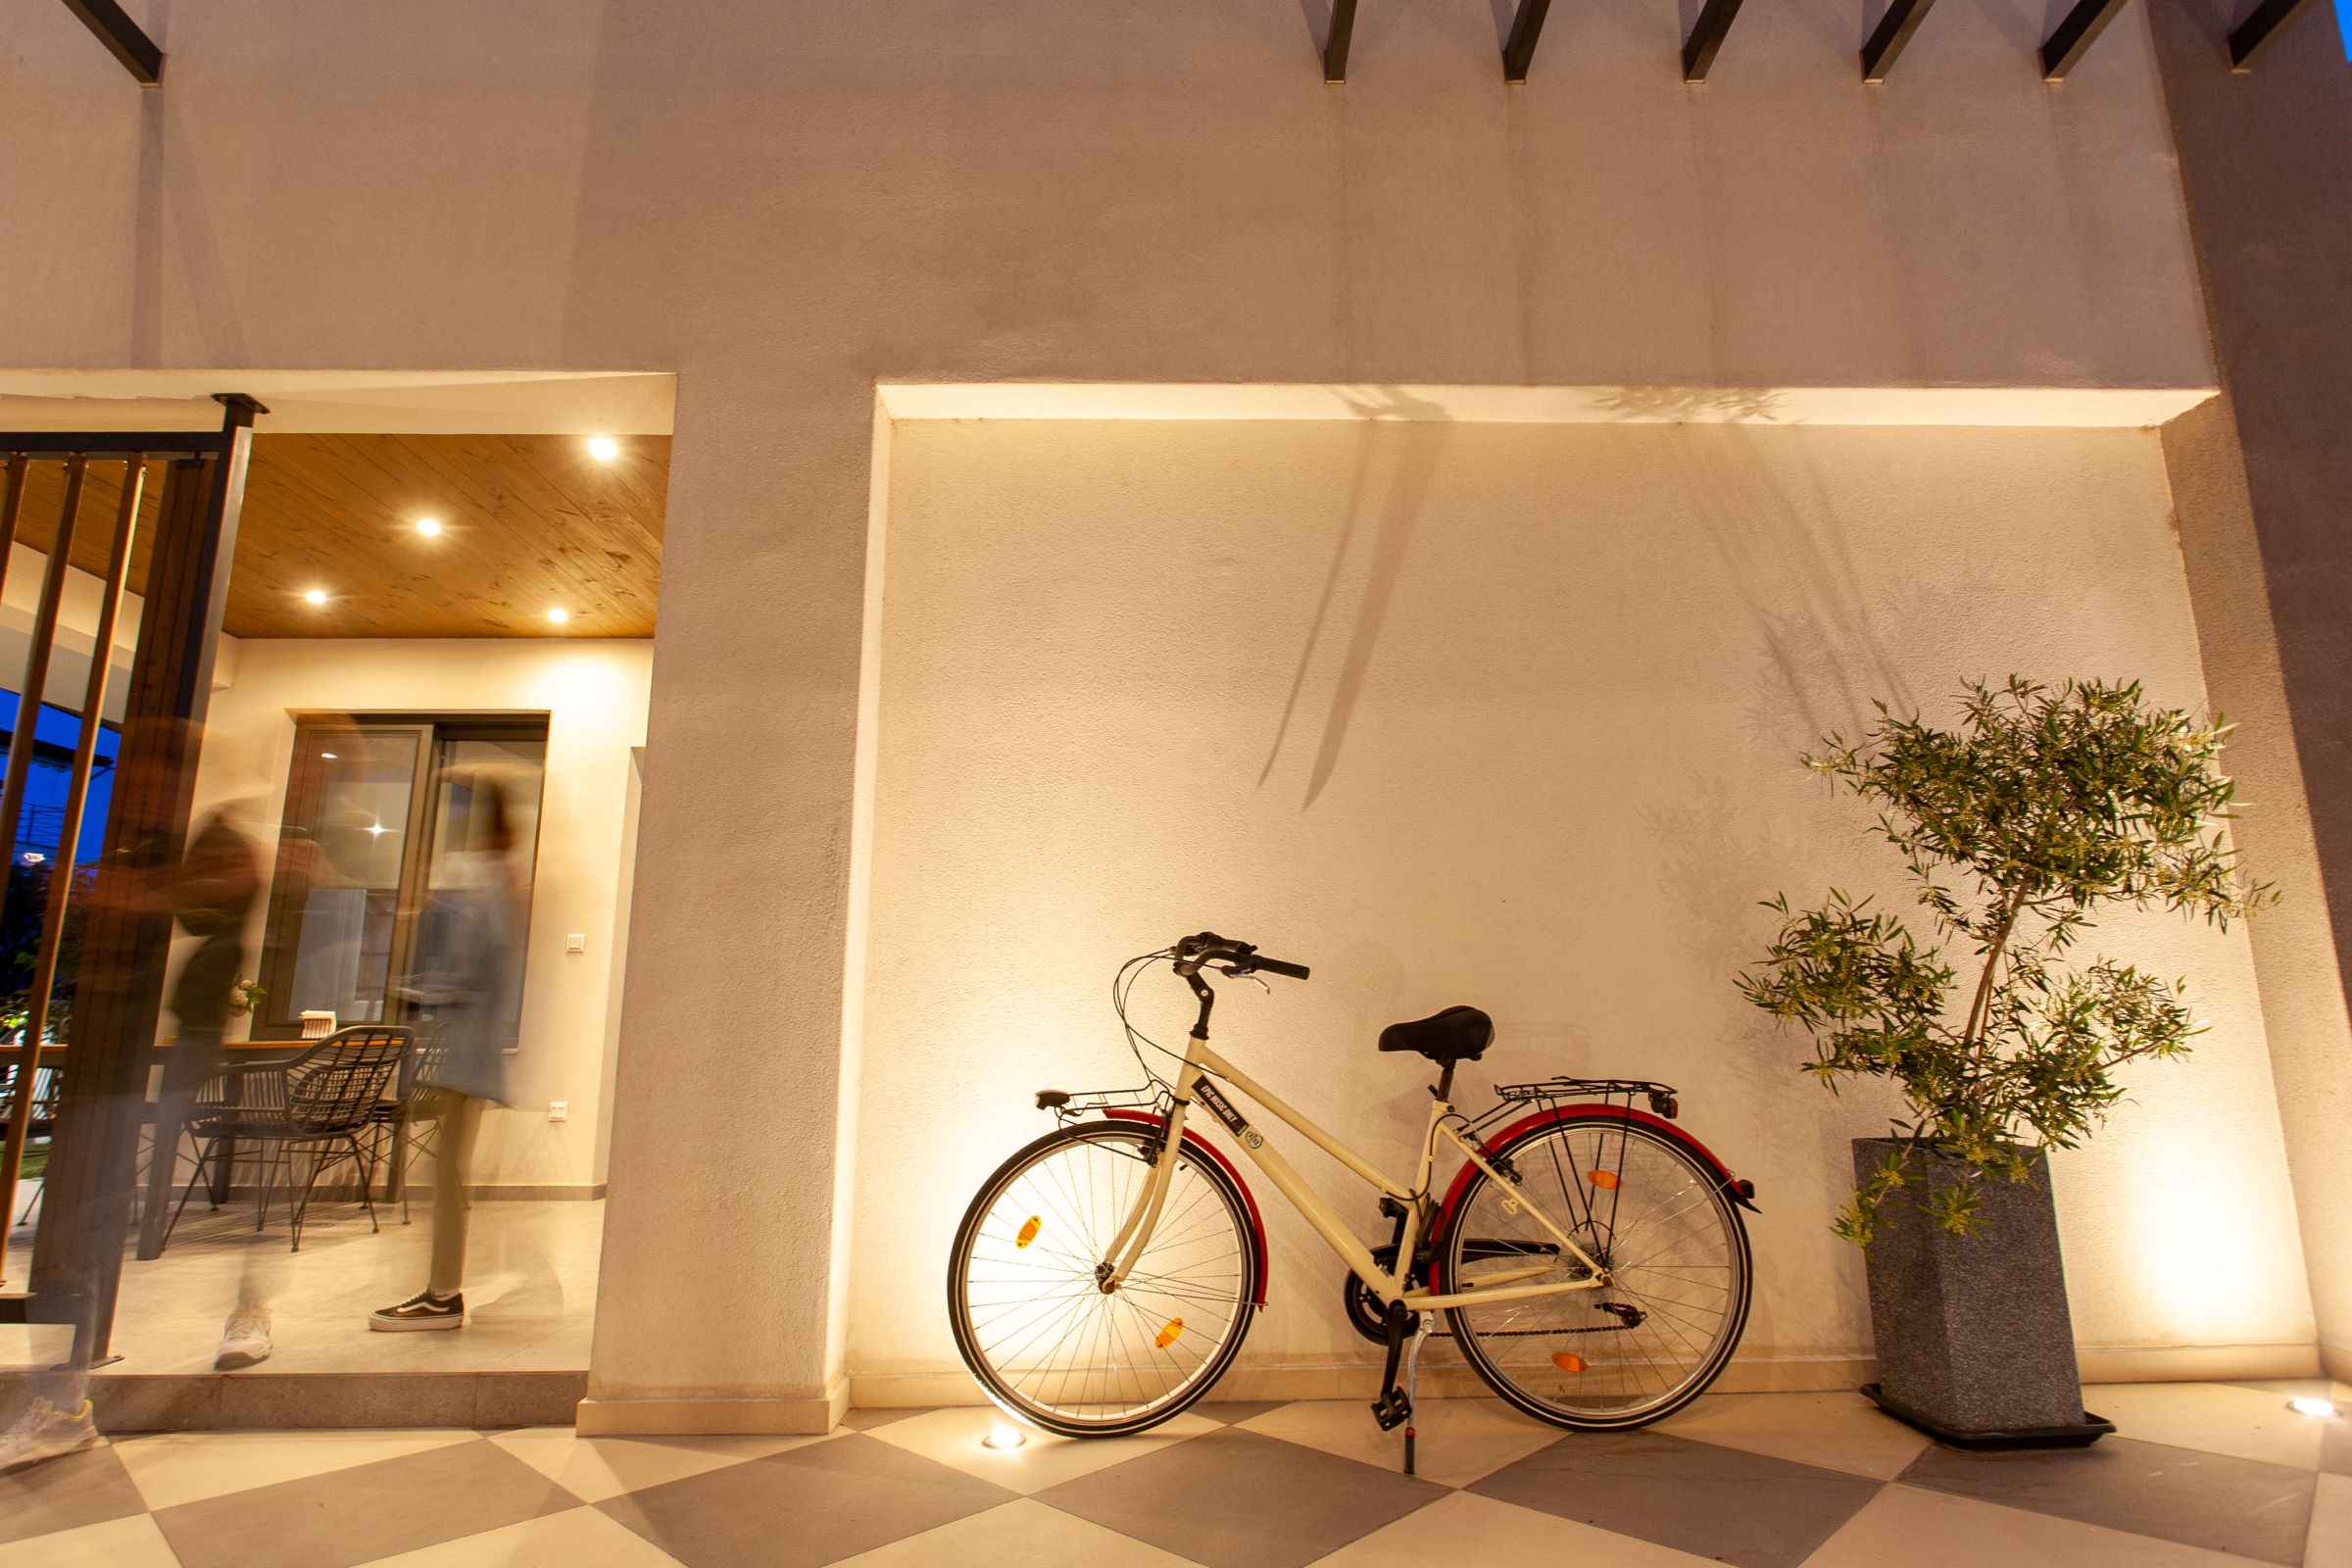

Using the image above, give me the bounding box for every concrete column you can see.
[2151,0,2352,1378]
[580,375,882,1433]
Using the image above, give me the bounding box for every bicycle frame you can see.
[1102,1031,1610,1312]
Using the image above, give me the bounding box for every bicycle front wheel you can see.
[1442,1113,1750,1429]
[948,1120,1258,1437]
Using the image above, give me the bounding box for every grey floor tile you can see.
[0,1443,148,1546]
[598,1431,1014,1568]
[1901,1435,2314,1566]
[1036,1428,1446,1568]
[1194,1400,1289,1427]
[152,1434,577,1568]
[1470,1430,1883,1568]
[839,1405,930,1432]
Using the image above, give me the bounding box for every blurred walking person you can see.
[370,771,523,1331]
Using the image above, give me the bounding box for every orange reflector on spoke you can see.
[1015,1216,1041,1250]
[1588,1170,1620,1190]
[1552,1352,1589,1374]
[1155,1318,1185,1349]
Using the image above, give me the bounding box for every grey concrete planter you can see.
[1852,1138,2111,1446]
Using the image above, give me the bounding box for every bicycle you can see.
[947,931,1759,1473]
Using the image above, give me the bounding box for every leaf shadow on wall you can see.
[1639,426,1925,1202]
[1257,389,1454,810]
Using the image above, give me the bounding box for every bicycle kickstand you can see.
[1400,1315,1433,1477]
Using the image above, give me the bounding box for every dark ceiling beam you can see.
[1503,0,1553,81]
[1682,0,1749,80]
[57,0,164,86]
[1860,0,1939,80]
[1324,0,1358,81]
[2039,0,2132,78]
[2228,0,2321,69]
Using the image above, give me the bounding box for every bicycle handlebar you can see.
[1174,931,1311,982]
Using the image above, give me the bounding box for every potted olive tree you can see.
[1740,678,2269,1446]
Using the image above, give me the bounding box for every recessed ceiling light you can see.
[546,607,571,625]
[586,435,619,463]
[415,516,443,537]
[320,752,338,760]
[303,589,328,606]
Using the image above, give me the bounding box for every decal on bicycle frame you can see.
[1193,1080,1260,1147]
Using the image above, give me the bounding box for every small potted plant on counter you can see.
[1740,677,2270,1446]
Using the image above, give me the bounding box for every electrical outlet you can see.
[548,1101,569,1122]
[566,932,588,955]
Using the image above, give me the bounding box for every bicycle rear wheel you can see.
[948,1120,1257,1437]
[1442,1114,1749,1429]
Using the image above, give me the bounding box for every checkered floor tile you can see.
[2,1382,2344,1566]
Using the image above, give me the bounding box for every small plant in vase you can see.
[227,978,266,1019]
[1739,677,2270,1445]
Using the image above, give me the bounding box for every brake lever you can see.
[1217,965,1270,993]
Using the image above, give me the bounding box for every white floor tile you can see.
[111,1425,478,1510]
[1660,1390,1932,1481]
[1238,1396,1559,1489]
[353,1504,687,1567]
[1803,1481,2278,1567]
[1306,1490,1719,1566]
[864,1404,1217,1494]
[0,1513,179,1568]
[834,1498,1203,1567]
[486,1426,830,1504]
[2307,1472,2352,1568]
[2088,1382,2328,1471]
[97,1200,601,1377]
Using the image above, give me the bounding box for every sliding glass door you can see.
[255,717,546,1043]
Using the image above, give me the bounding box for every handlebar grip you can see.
[1250,954,1310,980]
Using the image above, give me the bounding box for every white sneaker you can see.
[0,1396,99,1473]
[216,1306,273,1370]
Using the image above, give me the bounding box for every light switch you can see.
[566,932,588,954]
[549,1101,569,1122]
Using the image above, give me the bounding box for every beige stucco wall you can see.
[849,417,2313,1401]
[0,0,2249,1423]
[186,638,653,1192]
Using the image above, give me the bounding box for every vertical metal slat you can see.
[0,458,27,564]
[0,459,142,1285]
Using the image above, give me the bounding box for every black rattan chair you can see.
[167,1026,413,1250]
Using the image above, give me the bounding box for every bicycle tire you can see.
[948,1119,1258,1437]
[1441,1113,1750,1430]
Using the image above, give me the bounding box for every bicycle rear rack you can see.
[1480,1076,1681,1126]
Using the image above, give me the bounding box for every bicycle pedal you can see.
[1370,1392,1412,1432]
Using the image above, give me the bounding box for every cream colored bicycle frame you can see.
[1102,1034,1610,1312]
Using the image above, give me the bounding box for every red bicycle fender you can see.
[1102,1108,1270,1307]
[1428,1104,1748,1291]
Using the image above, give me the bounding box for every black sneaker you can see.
[369,1291,464,1332]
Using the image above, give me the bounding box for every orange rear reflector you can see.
[1015,1216,1041,1250]
[1155,1318,1185,1349]
[1588,1170,1620,1190]
[1552,1352,1588,1374]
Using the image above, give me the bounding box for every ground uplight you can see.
[982,1424,1027,1450]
